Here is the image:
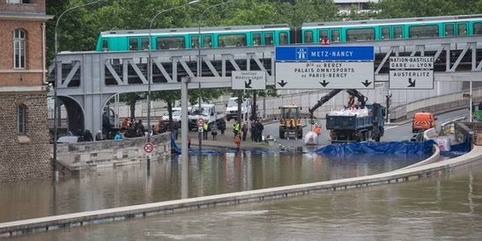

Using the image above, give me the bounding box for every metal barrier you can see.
[439,116,467,136]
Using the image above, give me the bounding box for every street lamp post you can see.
[53,0,103,179]
[148,0,199,169]
[197,0,235,152]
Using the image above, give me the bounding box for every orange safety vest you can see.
[313,126,321,134]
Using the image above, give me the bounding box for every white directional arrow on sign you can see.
[389,70,434,89]
[275,62,374,89]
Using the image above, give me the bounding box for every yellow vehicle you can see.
[279,105,303,139]
[412,112,436,133]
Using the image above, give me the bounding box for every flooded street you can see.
[5,156,482,240]
[0,150,427,223]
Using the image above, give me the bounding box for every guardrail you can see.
[390,88,482,121]
[439,116,467,136]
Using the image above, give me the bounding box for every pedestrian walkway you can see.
[175,122,272,150]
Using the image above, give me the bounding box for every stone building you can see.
[0,0,52,181]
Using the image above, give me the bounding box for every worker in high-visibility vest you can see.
[312,123,322,144]
[313,123,322,135]
[203,121,209,140]
[233,120,240,138]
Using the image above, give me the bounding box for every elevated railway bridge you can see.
[49,36,482,135]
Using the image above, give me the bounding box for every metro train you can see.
[95,14,482,52]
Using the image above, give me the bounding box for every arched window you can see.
[13,29,26,69]
[18,105,27,134]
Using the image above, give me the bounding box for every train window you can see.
[203,35,212,48]
[252,33,261,46]
[445,24,454,36]
[346,28,375,41]
[458,24,467,36]
[474,23,482,35]
[381,27,390,40]
[279,32,288,45]
[156,37,185,49]
[129,38,138,51]
[394,27,402,39]
[265,33,274,45]
[409,25,438,38]
[319,30,328,42]
[304,30,313,43]
[191,36,199,48]
[218,34,246,47]
[102,39,108,51]
[141,38,149,50]
[331,30,340,42]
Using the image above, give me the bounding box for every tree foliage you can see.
[373,0,481,18]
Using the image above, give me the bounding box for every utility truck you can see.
[308,89,385,143]
[225,97,251,121]
[325,103,385,143]
[188,104,224,131]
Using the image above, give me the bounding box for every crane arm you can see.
[346,89,368,107]
[308,89,343,119]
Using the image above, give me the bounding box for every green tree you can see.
[374,0,481,18]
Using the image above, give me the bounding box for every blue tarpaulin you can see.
[171,137,181,154]
[440,134,472,158]
[316,140,436,155]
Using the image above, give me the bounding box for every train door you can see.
[393,26,403,39]
[128,37,139,51]
[140,37,149,50]
[302,29,314,44]
[318,30,328,43]
[277,31,290,45]
[457,22,468,36]
[473,21,482,35]
[329,29,341,43]
[203,34,212,48]
[381,27,390,40]
[252,32,262,46]
[263,32,274,46]
[190,35,199,49]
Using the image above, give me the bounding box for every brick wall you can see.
[0,90,51,182]
[0,0,51,182]
[0,0,45,13]
[0,19,44,86]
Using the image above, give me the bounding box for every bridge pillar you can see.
[82,54,106,138]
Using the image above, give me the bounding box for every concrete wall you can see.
[391,88,482,121]
[56,133,171,172]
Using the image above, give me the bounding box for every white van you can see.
[225,97,251,121]
[188,104,221,131]
[162,107,182,122]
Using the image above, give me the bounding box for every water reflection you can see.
[0,150,428,222]
[9,162,482,241]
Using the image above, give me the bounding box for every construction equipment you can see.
[326,103,385,143]
[308,89,384,143]
[308,89,368,122]
[279,105,303,139]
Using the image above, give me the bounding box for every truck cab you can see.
[188,104,218,131]
[225,97,251,121]
[162,107,182,122]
